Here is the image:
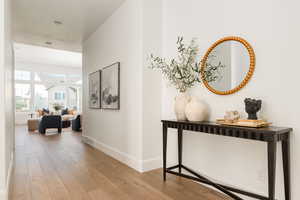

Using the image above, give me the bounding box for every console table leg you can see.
[178,128,183,174]
[163,124,168,181]
[268,141,277,200]
[282,136,291,200]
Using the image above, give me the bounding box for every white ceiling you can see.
[12,0,125,52]
[14,43,82,68]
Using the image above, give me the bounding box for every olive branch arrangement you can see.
[149,37,224,92]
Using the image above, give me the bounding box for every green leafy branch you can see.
[149,36,224,92]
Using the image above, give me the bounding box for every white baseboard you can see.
[6,152,14,199]
[82,135,161,173]
[0,152,14,200]
[141,157,162,172]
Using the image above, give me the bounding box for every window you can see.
[34,73,41,82]
[68,87,78,109]
[15,70,31,81]
[76,80,82,84]
[54,92,65,101]
[34,85,48,110]
[15,69,82,112]
[15,83,31,111]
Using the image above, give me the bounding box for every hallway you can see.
[10,126,229,200]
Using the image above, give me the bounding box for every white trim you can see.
[82,135,161,173]
[0,152,14,200]
[6,152,14,197]
[141,157,162,172]
[15,60,82,74]
[82,135,142,171]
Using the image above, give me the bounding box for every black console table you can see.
[161,120,292,200]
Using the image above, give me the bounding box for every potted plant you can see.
[52,103,63,115]
[149,37,224,121]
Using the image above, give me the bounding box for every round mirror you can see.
[201,36,255,95]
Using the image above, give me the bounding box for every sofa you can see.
[36,108,77,118]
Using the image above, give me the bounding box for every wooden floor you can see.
[10,126,231,200]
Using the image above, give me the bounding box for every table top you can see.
[161,120,293,141]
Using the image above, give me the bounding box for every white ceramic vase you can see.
[185,97,208,122]
[174,92,191,121]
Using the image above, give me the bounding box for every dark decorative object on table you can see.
[244,98,262,120]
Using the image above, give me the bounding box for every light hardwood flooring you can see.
[10,126,231,200]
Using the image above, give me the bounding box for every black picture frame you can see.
[100,62,120,110]
[88,70,101,109]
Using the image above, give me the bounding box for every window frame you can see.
[15,70,82,112]
[33,84,49,111]
[54,91,66,101]
[15,70,49,112]
[15,83,32,112]
[15,70,31,81]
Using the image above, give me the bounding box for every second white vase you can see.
[174,92,191,121]
[185,97,208,122]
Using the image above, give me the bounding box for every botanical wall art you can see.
[101,62,120,110]
[89,70,101,109]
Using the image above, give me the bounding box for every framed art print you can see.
[101,62,120,110]
[89,70,101,109]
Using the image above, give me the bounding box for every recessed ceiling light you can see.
[54,20,63,25]
[45,41,52,45]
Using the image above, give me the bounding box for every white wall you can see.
[83,0,162,172]
[83,0,300,198]
[162,0,300,199]
[83,0,144,170]
[15,112,29,126]
[141,0,162,170]
[0,0,14,199]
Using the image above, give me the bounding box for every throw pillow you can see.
[37,109,43,117]
[43,108,50,114]
[61,108,69,115]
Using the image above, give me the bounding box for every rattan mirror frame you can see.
[201,36,256,95]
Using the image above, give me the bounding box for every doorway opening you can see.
[14,43,82,134]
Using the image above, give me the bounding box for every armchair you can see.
[71,115,81,132]
[39,115,62,134]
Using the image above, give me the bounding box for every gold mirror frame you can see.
[201,36,256,95]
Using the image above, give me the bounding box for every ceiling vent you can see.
[54,20,63,25]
